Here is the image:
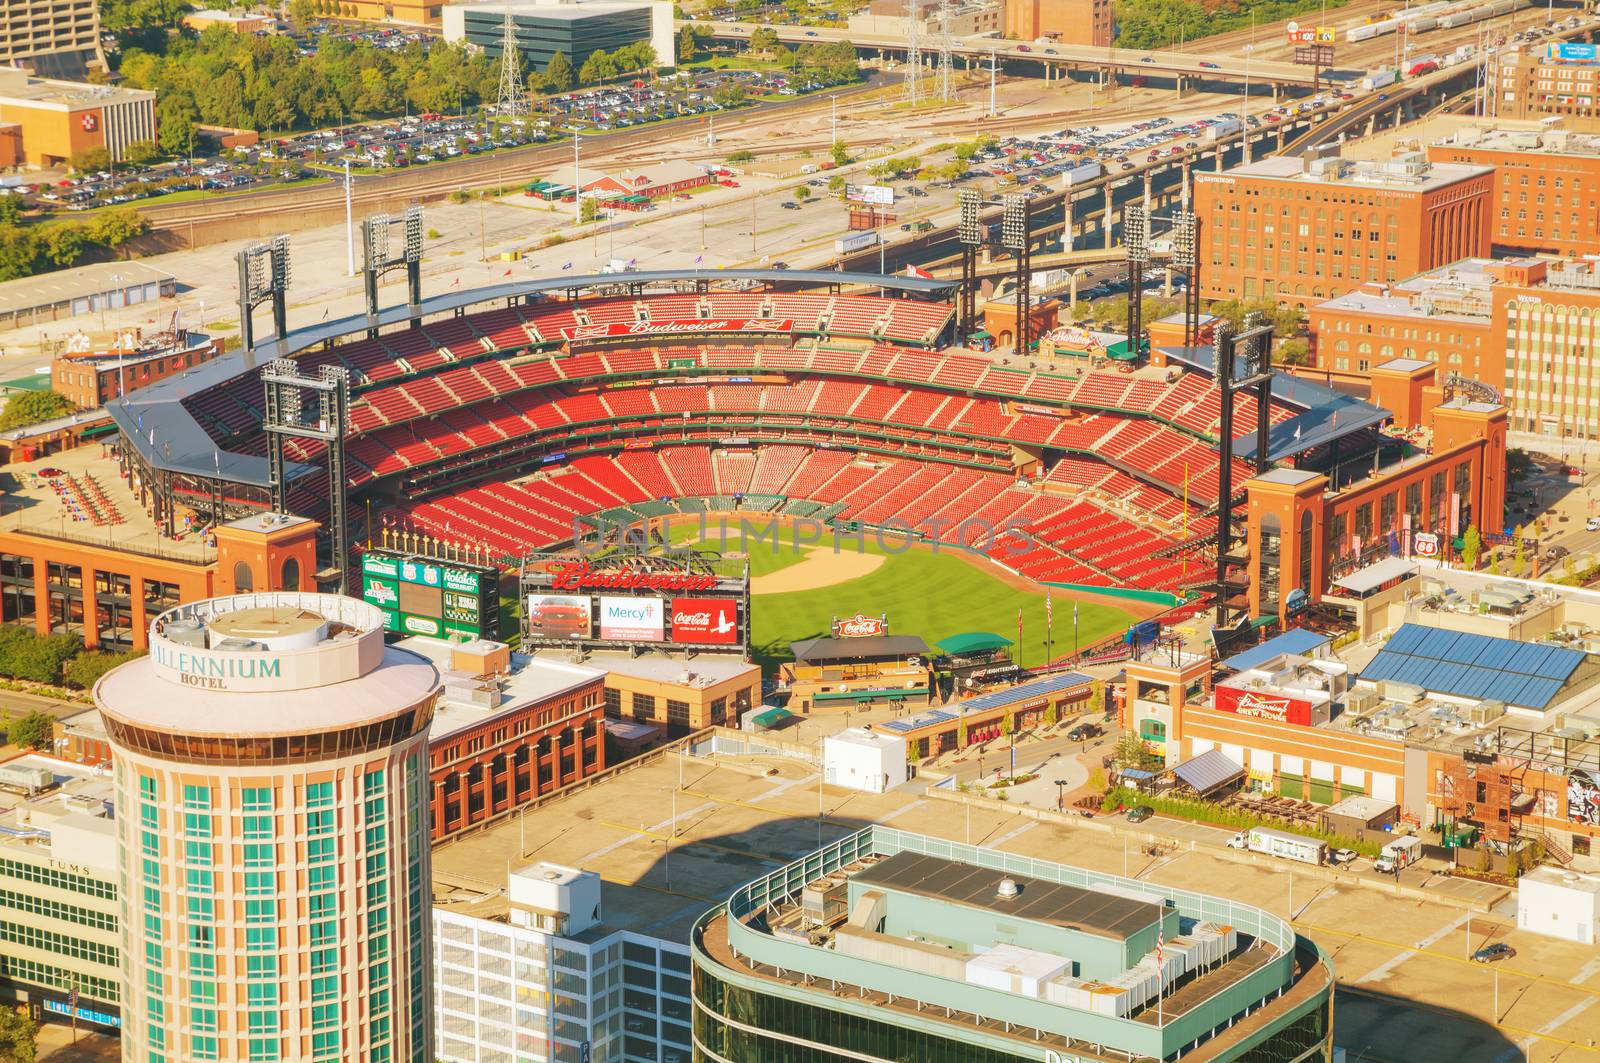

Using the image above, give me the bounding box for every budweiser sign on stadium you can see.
[1213,685,1314,726]
[832,612,887,638]
[543,560,719,594]
[561,319,793,341]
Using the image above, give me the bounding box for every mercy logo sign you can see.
[599,596,664,642]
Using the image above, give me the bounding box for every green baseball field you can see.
[669,521,1142,667]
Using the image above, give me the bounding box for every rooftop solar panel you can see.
[1358,624,1589,710]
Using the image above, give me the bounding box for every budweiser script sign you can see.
[560,318,793,341]
[1213,685,1313,725]
[543,560,719,593]
[833,612,887,638]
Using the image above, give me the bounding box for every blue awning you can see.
[1220,628,1331,673]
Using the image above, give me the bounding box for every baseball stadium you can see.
[0,233,1505,689]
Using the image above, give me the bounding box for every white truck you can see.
[834,230,880,254]
[1360,68,1398,91]
[1203,118,1243,141]
[1229,826,1328,865]
[1059,160,1102,187]
[1373,835,1422,874]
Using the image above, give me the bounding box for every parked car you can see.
[1125,805,1154,823]
[1472,943,1516,963]
[1330,848,1359,866]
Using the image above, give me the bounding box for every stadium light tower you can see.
[1212,311,1275,627]
[956,189,981,340]
[262,360,352,590]
[1002,193,1033,354]
[1169,210,1202,349]
[361,206,425,334]
[236,235,291,356]
[1122,203,1150,361]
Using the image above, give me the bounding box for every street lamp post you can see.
[1054,777,1067,811]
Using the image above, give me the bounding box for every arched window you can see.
[280,557,300,591]
[233,562,254,592]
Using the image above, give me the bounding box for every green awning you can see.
[80,422,118,438]
[935,632,1013,655]
[751,707,791,729]
[1,374,50,392]
[814,687,929,702]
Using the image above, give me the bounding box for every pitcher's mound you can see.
[752,547,884,594]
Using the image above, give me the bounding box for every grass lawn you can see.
[729,533,1134,668]
[667,520,810,580]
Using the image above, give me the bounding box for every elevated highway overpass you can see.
[690,21,1323,91]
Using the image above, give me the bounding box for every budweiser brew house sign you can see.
[543,560,719,593]
[1213,685,1315,726]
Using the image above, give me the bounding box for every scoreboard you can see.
[360,551,500,641]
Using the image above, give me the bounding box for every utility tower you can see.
[904,0,922,104]
[495,8,527,119]
[936,0,955,102]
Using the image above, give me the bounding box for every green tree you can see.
[7,710,55,752]
[86,207,148,250]
[1461,524,1482,570]
[826,173,845,193]
[1276,337,1310,366]
[748,25,779,51]
[830,140,850,166]
[69,146,111,173]
[1113,730,1159,771]
[63,650,142,690]
[155,98,195,156]
[579,197,601,223]
[678,25,700,63]
[0,390,73,430]
[545,50,574,92]
[793,184,811,202]
[726,149,754,164]
[124,139,160,166]
[0,196,20,226]
[288,0,317,30]
[0,1003,37,1062]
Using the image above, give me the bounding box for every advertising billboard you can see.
[560,319,792,341]
[670,598,739,644]
[1213,684,1315,726]
[845,183,895,206]
[526,594,593,640]
[361,552,499,640]
[599,596,664,641]
[1551,42,1598,61]
[520,551,748,651]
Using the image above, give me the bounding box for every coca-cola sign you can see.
[832,612,887,638]
[560,319,793,341]
[670,597,739,644]
[1214,685,1313,726]
[544,560,718,593]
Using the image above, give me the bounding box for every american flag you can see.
[1156,930,1165,970]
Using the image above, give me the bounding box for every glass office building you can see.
[691,828,1336,1063]
[98,593,442,1063]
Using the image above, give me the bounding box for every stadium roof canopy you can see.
[107,269,960,486]
[935,632,1013,654]
[1358,623,1596,711]
[1218,627,1330,673]
[1155,344,1390,460]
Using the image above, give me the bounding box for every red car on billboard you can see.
[671,598,739,644]
[526,594,591,639]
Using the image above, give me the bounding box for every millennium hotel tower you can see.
[95,592,442,1062]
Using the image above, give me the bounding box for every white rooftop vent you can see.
[996,877,1020,900]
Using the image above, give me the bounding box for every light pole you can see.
[344,158,354,276]
[572,132,581,223]
[1054,777,1067,811]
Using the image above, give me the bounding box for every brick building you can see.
[407,637,609,841]
[1244,397,1508,621]
[1307,255,1600,441]
[51,332,223,409]
[1194,152,1495,308]
[1003,0,1111,46]
[1492,44,1600,126]
[1427,122,1600,259]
